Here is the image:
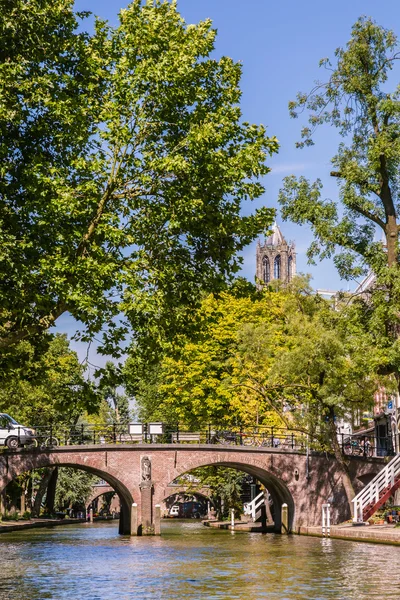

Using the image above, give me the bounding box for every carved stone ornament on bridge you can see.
[141,456,151,482]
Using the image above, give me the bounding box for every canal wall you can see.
[0,518,86,534]
[297,524,400,546]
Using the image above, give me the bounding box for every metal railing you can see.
[5,423,395,457]
[22,424,311,450]
[339,433,395,458]
[352,453,400,522]
[243,491,265,521]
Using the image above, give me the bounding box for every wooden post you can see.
[131,502,138,536]
[281,503,289,534]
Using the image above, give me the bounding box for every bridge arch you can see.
[0,451,134,534]
[156,456,294,531]
[162,488,214,518]
[87,486,118,510]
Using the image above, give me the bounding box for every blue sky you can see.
[59,0,400,367]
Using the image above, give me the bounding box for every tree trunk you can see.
[20,489,26,514]
[328,407,355,511]
[385,214,398,267]
[45,467,59,514]
[32,468,55,517]
[264,491,274,525]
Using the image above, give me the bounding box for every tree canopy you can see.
[279,17,400,277]
[126,280,388,505]
[125,282,288,427]
[0,334,99,426]
[0,0,278,359]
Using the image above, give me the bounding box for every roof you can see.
[265,222,285,246]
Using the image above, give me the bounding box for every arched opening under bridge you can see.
[162,490,213,519]
[87,488,120,517]
[159,460,294,533]
[0,457,134,535]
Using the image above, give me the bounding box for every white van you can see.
[0,413,36,449]
[169,505,180,518]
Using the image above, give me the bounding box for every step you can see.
[363,478,400,520]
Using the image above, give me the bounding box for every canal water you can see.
[0,520,398,599]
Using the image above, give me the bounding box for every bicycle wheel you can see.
[242,435,256,446]
[260,437,272,447]
[41,436,59,449]
[220,436,235,446]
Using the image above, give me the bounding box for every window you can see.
[263,256,270,283]
[0,416,10,429]
[274,255,281,279]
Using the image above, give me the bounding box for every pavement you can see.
[297,522,400,545]
[204,518,400,545]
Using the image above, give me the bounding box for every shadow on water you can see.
[0,520,399,600]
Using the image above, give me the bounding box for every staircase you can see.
[243,492,265,522]
[352,453,400,522]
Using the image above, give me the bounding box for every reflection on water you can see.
[0,520,398,599]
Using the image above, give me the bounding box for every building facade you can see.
[256,223,296,287]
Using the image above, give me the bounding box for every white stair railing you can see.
[352,453,400,522]
[243,492,265,521]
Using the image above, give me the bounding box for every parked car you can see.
[0,413,36,449]
[168,505,180,518]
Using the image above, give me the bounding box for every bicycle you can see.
[344,439,373,457]
[242,432,273,447]
[212,430,242,445]
[28,436,60,449]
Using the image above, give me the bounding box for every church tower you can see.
[256,223,296,287]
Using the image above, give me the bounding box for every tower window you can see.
[274,255,281,279]
[263,256,270,283]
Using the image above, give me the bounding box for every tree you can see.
[280,17,400,276]
[99,362,131,423]
[0,0,278,358]
[236,287,390,507]
[54,468,96,512]
[278,16,400,391]
[0,334,99,426]
[32,468,55,518]
[125,282,288,428]
[128,277,388,510]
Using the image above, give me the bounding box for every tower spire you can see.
[256,223,296,288]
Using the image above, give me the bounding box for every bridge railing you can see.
[13,423,396,457]
[21,423,311,451]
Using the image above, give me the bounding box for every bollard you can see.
[155,504,161,535]
[131,502,138,536]
[230,508,235,531]
[322,503,331,536]
[89,507,93,523]
[281,503,288,534]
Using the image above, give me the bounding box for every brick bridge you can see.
[0,444,383,535]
